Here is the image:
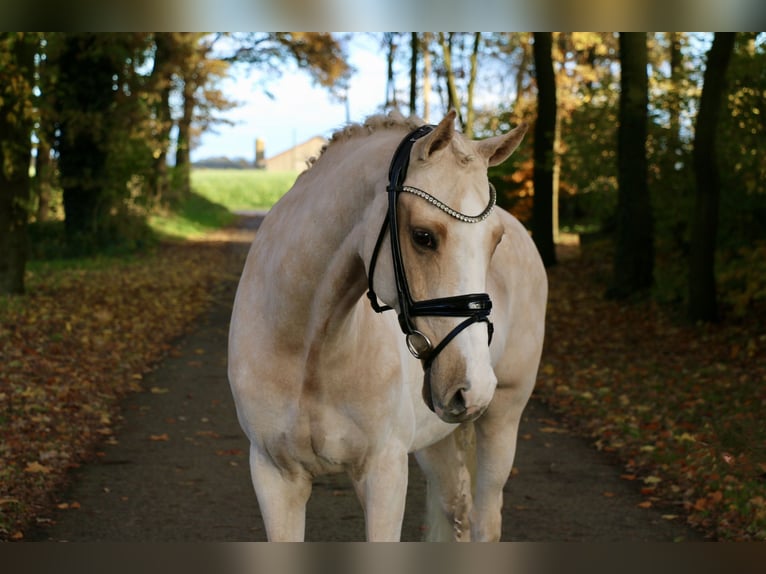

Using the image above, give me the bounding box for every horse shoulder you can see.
[488,209,548,392]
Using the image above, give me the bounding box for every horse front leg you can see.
[471,387,527,542]
[351,443,409,541]
[249,444,312,541]
[414,425,475,541]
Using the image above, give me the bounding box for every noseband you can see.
[366,125,495,371]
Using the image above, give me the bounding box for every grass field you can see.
[191,169,299,211]
[149,169,298,239]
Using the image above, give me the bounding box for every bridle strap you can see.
[423,315,494,371]
[367,124,433,314]
[366,124,495,370]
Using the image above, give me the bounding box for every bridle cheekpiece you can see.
[366,124,496,371]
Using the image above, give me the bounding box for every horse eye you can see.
[412,228,437,250]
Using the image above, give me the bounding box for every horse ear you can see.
[476,122,528,166]
[416,109,457,160]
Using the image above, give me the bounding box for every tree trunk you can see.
[688,33,736,322]
[0,33,37,294]
[422,33,432,123]
[668,33,683,157]
[385,33,397,108]
[55,34,117,244]
[531,32,557,268]
[609,32,654,299]
[409,33,418,117]
[174,69,195,200]
[149,32,174,204]
[33,139,53,222]
[33,36,55,223]
[463,33,482,139]
[439,33,463,128]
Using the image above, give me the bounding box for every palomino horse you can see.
[228,110,547,541]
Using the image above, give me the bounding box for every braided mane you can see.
[306,110,425,169]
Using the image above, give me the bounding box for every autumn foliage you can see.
[538,241,766,541]
[0,236,243,540]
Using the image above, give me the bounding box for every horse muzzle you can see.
[423,368,490,424]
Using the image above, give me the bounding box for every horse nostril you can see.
[448,389,467,416]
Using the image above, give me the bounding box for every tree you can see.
[438,33,463,129]
[422,33,433,122]
[51,34,140,245]
[688,33,737,322]
[409,33,418,116]
[531,32,558,267]
[147,32,175,203]
[667,32,684,157]
[609,32,654,299]
[464,33,482,138]
[0,33,38,294]
[172,33,210,199]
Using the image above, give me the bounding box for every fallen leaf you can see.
[150,387,170,394]
[24,461,51,474]
[637,501,653,509]
[149,433,169,442]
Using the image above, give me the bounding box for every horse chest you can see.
[287,360,409,471]
[274,397,374,476]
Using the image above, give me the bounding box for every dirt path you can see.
[31,215,701,542]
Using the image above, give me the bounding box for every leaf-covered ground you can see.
[0,233,245,540]
[536,241,766,541]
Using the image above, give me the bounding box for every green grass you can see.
[190,168,299,211]
[149,169,298,240]
[149,191,235,240]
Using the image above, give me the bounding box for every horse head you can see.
[367,111,528,424]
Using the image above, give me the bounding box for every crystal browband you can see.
[399,183,496,223]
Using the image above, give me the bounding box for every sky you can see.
[191,35,391,163]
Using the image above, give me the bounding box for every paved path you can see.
[31,215,701,542]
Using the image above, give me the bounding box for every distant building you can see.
[258,136,327,172]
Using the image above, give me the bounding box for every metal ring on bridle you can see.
[406,330,433,359]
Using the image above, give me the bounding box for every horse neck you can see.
[259,129,401,348]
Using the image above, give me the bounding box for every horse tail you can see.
[423,422,478,541]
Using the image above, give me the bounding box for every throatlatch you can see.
[366,124,495,371]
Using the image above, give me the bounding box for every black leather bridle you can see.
[366,124,495,372]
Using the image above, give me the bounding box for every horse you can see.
[227,110,547,541]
